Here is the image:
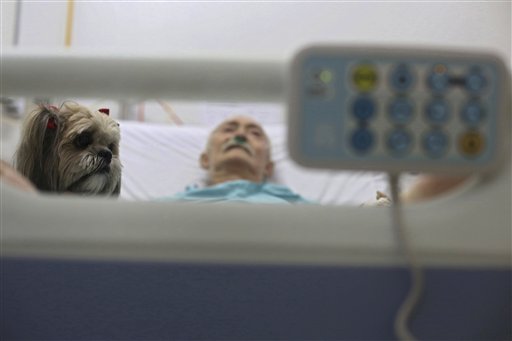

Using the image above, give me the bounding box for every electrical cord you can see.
[388,173,425,341]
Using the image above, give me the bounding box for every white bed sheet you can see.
[119,121,395,205]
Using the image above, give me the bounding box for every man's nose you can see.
[234,134,247,143]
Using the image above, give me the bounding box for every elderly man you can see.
[162,115,310,204]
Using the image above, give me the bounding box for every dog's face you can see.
[15,102,122,196]
[57,106,122,195]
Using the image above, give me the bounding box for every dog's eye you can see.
[74,132,93,149]
[108,143,116,152]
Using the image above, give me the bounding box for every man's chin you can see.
[218,155,255,169]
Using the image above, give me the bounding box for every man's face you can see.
[200,116,273,181]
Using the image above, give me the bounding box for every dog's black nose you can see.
[98,149,112,164]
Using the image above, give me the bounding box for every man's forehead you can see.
[215,116,265,131]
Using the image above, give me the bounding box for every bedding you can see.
[119,121,401,205]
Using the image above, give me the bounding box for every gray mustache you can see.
[222,138,254,156]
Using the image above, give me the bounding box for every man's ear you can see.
[200,152,209,170]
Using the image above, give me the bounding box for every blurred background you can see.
[1,1,510,125]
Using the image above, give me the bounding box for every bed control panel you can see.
[287,46,510,173]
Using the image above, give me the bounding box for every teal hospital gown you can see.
[159,180,311,204]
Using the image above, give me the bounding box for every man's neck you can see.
[208,169,262,186]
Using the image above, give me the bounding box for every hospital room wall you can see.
[1,1,511,124]
[5,2,510,58]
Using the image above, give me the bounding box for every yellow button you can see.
[353,64,378,92]
[459,131,485,157]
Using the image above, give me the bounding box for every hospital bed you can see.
[1,49,510,340]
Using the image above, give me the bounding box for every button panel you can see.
[289,46,509,173]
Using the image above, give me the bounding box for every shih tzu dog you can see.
[15,102,122,196]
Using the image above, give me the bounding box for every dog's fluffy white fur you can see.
[15,102,122,196]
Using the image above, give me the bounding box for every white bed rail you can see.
[1,49,287,102]
[2,170,510,268]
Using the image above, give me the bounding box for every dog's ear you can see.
[112,178,121,196]
[15,106,61,191]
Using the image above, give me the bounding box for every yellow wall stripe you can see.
[64,0,74,47]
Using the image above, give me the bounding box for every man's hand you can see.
[0,160,37,193]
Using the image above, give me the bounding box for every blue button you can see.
[466,67,486,93]
[389,97,414,124]
[428,65,450,93]
[352,96,375,121]
[387,129,412,155]
[426,98,450,124]
[350,128,375,153]
[423,130,449,157]
[461,100,486,126]
[390,64,415,92]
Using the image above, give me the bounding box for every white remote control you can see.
[287,46,510,173]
